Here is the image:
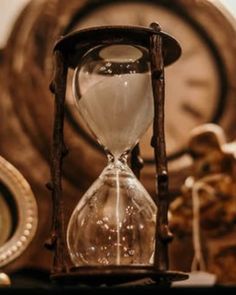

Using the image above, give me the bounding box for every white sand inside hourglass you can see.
[77,73,154,158]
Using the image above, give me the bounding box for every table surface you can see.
[1,286,236,295]
[1,271,235,294]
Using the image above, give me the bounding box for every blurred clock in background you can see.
[62,0,236,191]
[65,1,222,164]
[1,0,236,282]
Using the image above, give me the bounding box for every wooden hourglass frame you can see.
[46,22,187,285]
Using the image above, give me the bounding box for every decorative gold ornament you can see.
[0,272,11,286]
[169,124,236,284]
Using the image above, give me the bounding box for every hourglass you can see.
[47,24,187,284]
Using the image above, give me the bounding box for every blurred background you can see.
[1,0,236,288]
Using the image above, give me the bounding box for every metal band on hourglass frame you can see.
[46,23,187,284]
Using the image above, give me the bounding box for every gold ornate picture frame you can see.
[0,156,38,267]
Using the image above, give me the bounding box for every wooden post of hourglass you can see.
[46,50,69,274]
[130,144,143,179]
[149,22,173,271]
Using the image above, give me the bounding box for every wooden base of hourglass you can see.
[50,266,187,286]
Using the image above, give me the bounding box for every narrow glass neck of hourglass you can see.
[107,152,128,168]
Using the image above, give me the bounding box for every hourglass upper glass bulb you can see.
[72,44,154,158]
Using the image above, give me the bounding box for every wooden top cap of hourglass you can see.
[54,25,181,69]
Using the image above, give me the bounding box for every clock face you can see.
[65,1,221,165]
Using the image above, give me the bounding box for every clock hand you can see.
[181,102,204,120]
[186,78,210,88]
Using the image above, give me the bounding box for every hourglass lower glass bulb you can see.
[66,43,157,267]
[67,158,156,266]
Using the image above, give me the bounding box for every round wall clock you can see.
[1,0,236,276]
[65,0,223,162]
[62,0,236,192]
